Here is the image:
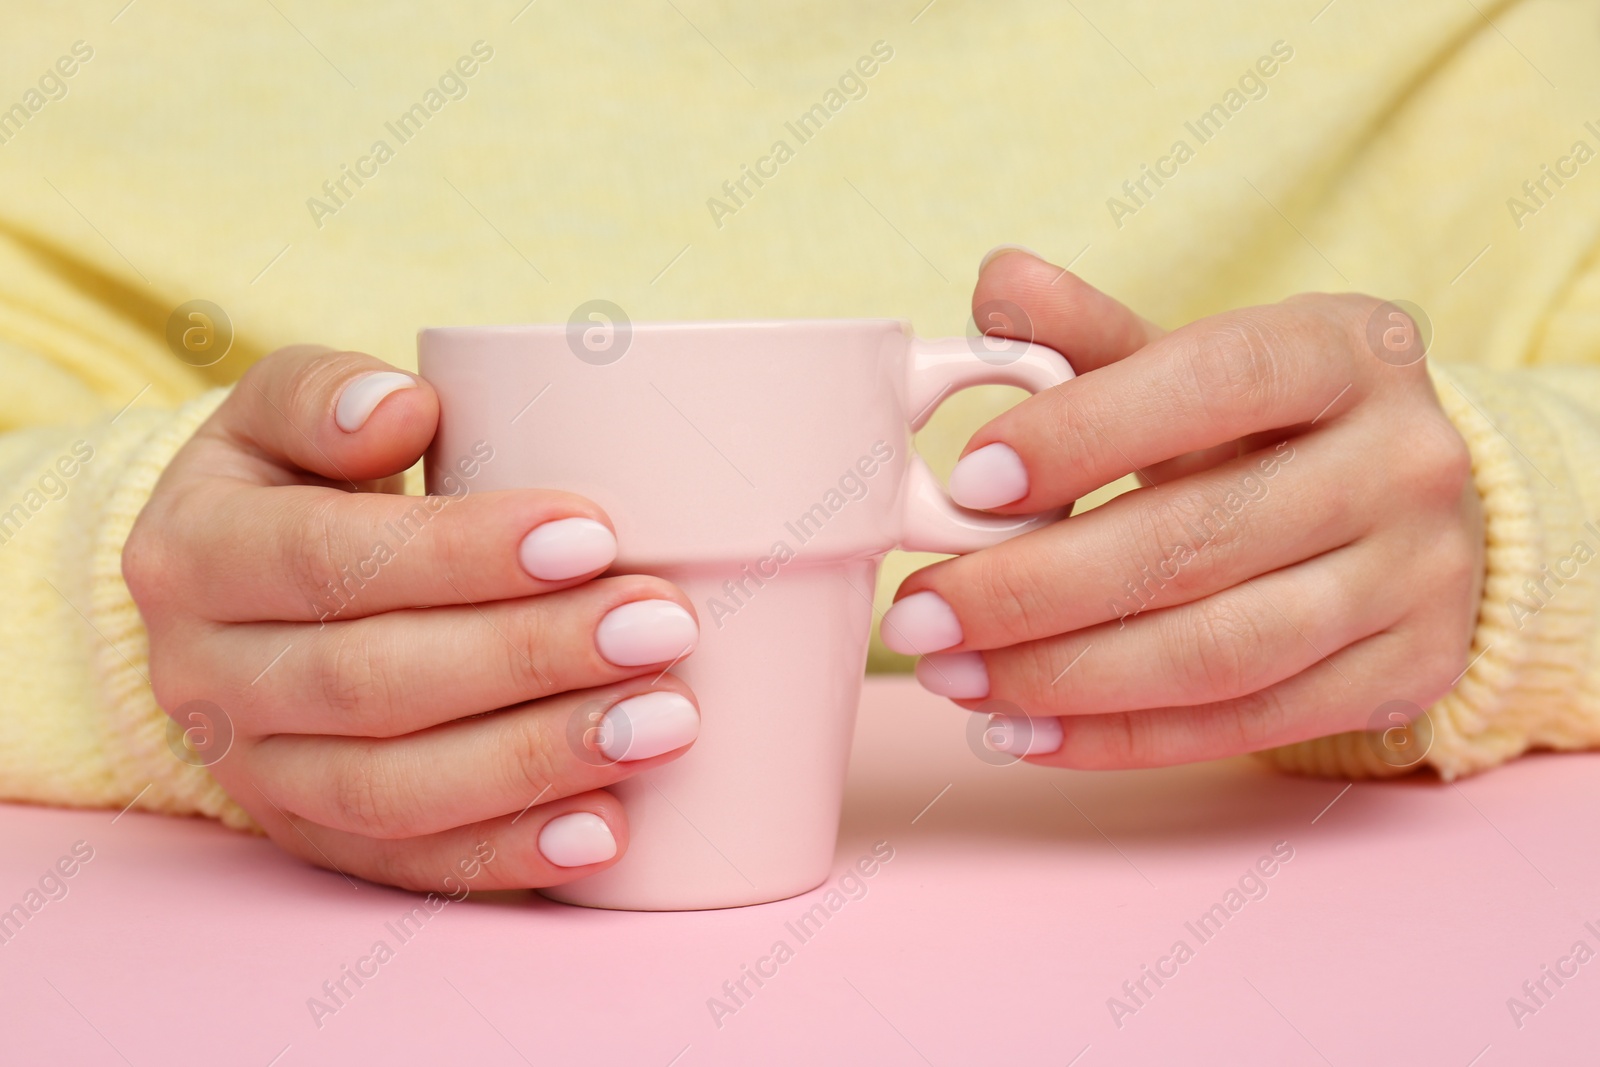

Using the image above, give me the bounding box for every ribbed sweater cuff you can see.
[90,386,258,830]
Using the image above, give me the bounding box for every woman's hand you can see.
[884,249,1484,768]
[124,347,702,891]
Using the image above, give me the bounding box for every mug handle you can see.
[899,336,1075,553]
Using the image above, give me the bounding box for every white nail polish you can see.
[915,652,990,699]
[595,600,698,667]
[538,812,617,867]
[880,590,963,656]
[950,443,1029,510]
[335,371,416,432]
[519,518,617,581]
[984,713,1063,756]
[599,691,700,761]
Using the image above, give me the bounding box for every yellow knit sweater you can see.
[3,1,1600,828]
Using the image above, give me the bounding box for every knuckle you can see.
[284,493,343,607]
[504,606,556,693]
[966,554,1054,643]
[1134,487,1246,590]
[1040,389,1110,478]
[425,500,475,586]
[1111,711,1145,762]
[1188,314,1283,424]
[505,715,563,800]
[316,628,388,727]
[124,487,209,612]
[1088,712,1145,766]
[1432,534,1479,595]
[121,513,169,609]
[330,745,417,838]
[1225,687,1290,751]
[1408,421,1473,505]
[1004,639,1067,711]
[1174,597,1264,699]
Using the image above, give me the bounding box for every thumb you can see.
[198,345,439,486]
[974,247,1165,372]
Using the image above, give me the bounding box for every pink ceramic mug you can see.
[419,317,1073,910]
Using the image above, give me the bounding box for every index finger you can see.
[963,299,1373,513]
[974,248,1165,372]
[153,482,620,622]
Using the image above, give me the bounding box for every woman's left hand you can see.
[883,248,1484,768]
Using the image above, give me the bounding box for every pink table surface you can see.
[1,677,1594,1066]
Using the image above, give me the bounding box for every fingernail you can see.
[979,244,1041,271]
[599,691,700,761]
[949,443,1029,510]
[335,371,416,432]
[538,812,617,867]
[519,518,617,581]
[596,599,698,666]
[984,713,1063,756]
[915,652,990,699]
[881,590,962,656]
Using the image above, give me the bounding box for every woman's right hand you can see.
[123,346,702,893]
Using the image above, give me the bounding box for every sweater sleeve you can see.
[1263,356,1600,780]
[0,225,254,827]
[0,387,253,828]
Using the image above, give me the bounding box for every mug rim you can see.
[418,316,911,339]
